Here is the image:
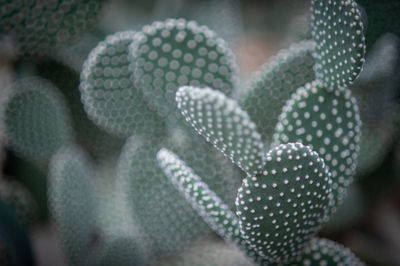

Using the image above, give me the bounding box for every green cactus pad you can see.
[311,0,366,88]
[1,77,73,163]
[236,143,331,264]
[48,145,99,266]
[129,18,239,123]
[291,237,365,265]
[0,0,106,56]
[157,148,243,245]
[241,40,315,147]
[274,81,361,213]
[80,31,166,138]
[176,86,265,176]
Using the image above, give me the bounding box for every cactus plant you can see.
[157,86,339,263]
[155,0,366,264]
[78,18,243,258]
[5,0,400,264]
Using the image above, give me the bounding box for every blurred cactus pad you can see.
[1,0,400,265]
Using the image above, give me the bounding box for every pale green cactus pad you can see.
[129,18,239,122]
[2,77,73,163]
[176,86,265,176]
[311,0,366,88]
[117,133,241,257]
[241,40,315,147]
[80,31,166,138]
[290,237,365,265]
[236,143,331,264]
[0,0,106,56]
[48,145,99,266]
[274,81,361,213]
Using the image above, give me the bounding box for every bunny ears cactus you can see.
[159,86,340,264]
[157,0,366,263]
[157,144,362,265]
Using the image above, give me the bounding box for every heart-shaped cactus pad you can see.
[236,142,331,264]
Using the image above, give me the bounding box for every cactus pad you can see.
[236,143,331,264]
[2,77,73,163]
[274,81,361,212]
[176,86,265,175]
[129,18,239,122]
[311,0,366,88]
[80,31,165,138]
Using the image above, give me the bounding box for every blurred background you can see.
[1,0,400,265]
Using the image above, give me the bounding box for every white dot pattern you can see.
[274,81,361,214]
[311,0,366,89]
[176,86,265,176]
[236,143,331,264]
[129,18,239,123]
[80,31,165,138]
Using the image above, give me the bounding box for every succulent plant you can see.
[155,0,366,264]
[158,85,341,263]
[3,0,393,264]
[78,18,243,258]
